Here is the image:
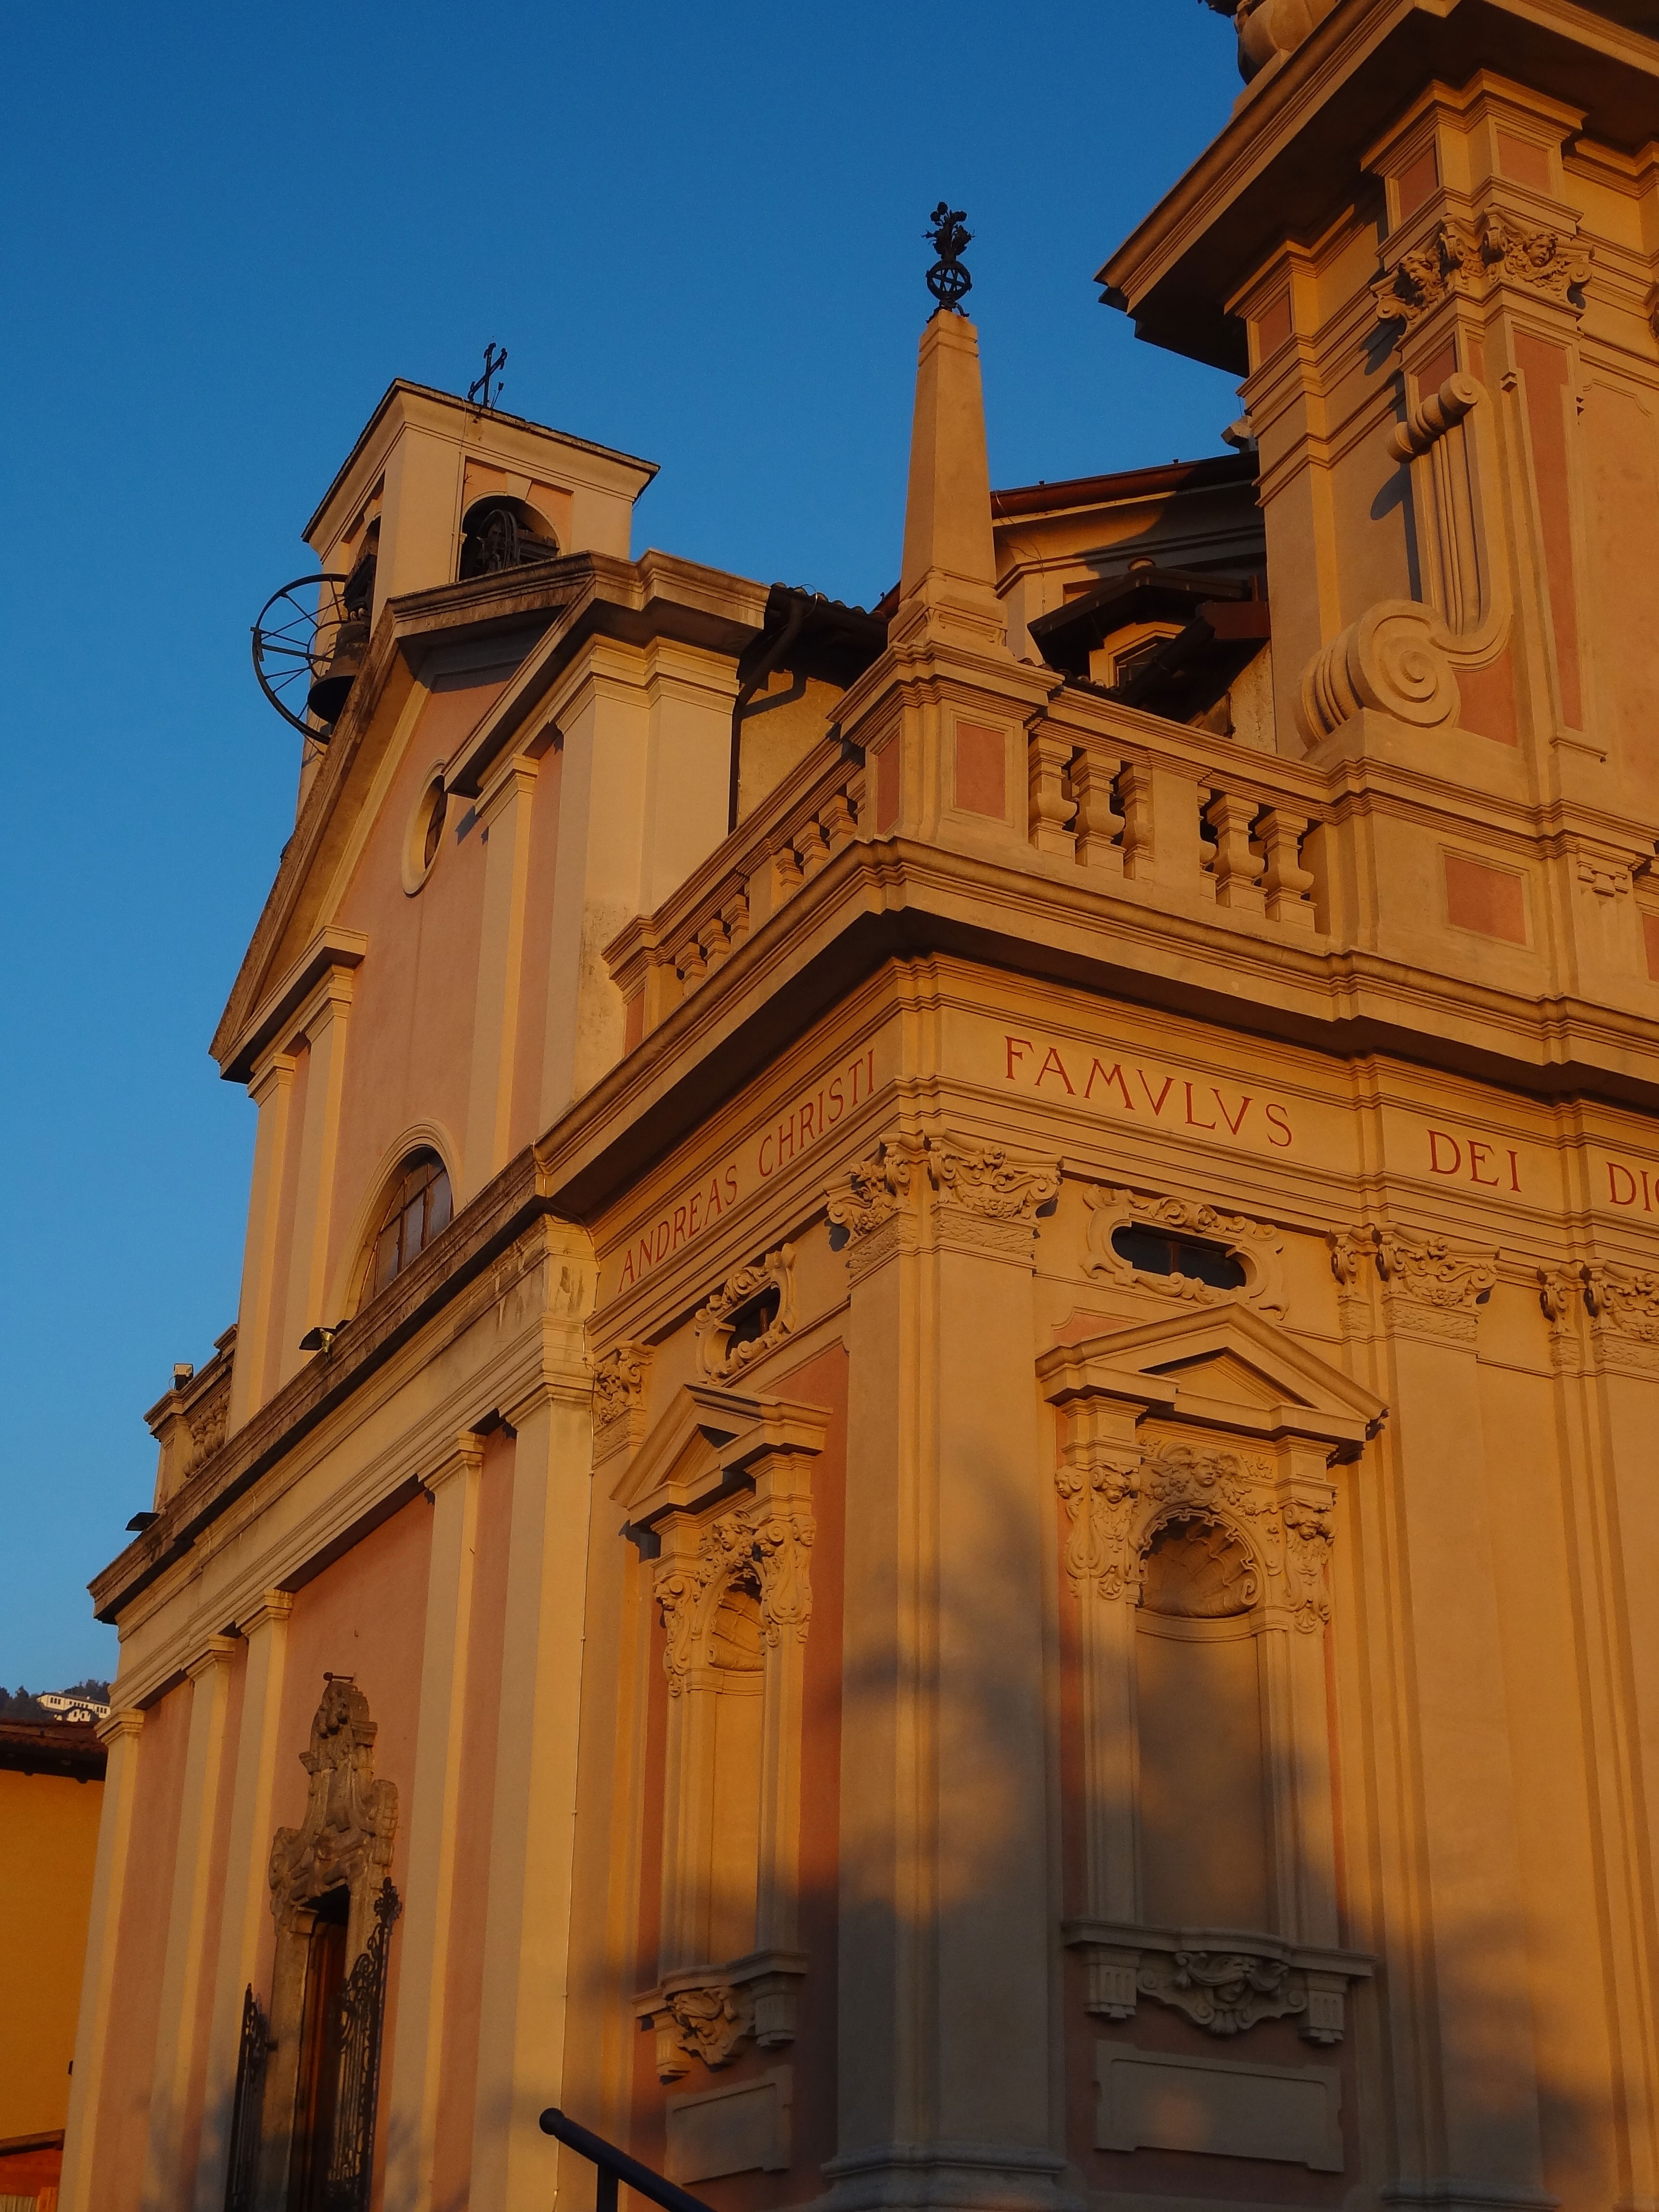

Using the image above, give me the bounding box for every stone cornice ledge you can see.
[90,1148,557,1623]
[1098,0,1659,368]
[217,925,369,1083]
[535,840,1659,1234]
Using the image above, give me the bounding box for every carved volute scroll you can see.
[925,1135,1060,1221]
[695,1246,797,1382]
[653,1504,816,1696]
[269,1675,397,1933]
[1297,369,1512,746]
[592,1338,653,1459]
[825,1135,924,1280]
[1556,1258,1659,1376]
[1372,212,1590,334]
[826,1138,920,1241]
[1329,1220,1496,1346]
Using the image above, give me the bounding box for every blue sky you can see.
[0,3,1242,1688]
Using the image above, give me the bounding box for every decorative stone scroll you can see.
[1066,1921,1368,2046]
[695,1247,796,1382]
[1541,1259,1659,1376]
[269,1676,397,1929]
[592,1339,653,1456]
[921,1136,1061,1261]
[654,1502,816,1695]
[925,1136,1060,1221]
[1329,1224,1377,1317]
[1331,1222,1495,1345]
[1055,1427,1335,1636]
[1299,598,1462,738]
[1139,1948,1307,2037]
[1084,1185,1287,1318]
[1374,1224,1496,1345]
[1298,365,1511,745]
[648,1954,808,2081]
[1584,1261,1659,1343]
[825,1138,920,1242]
[659,1979,755,2070]
[1372,212,1590,332]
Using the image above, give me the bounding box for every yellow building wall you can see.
[0,1765,104,2139]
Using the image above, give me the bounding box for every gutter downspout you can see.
[727,595,807,832]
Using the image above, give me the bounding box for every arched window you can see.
[365,1152,451,1302]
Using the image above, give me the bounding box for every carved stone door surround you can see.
[1037,1305,1384,2044]
[612,1383,829,2081]
[254,1674,399,2211]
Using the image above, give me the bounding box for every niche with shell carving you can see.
[1040,1306,1384,2049]
[613,1386,828,2085]
[1135,1515,1273,1934]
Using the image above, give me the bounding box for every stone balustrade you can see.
[1030,725,1322,932]
[606,717,1326,1055]
[605,736,866,1045]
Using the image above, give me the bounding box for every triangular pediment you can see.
[610,1384,760,1520]
[610,1383,830,1525]
[212,620,551,1078]
[1038,1303,1385,1457]
[1147,1348,1292,1407]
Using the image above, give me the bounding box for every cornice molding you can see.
[216,925,369,1085]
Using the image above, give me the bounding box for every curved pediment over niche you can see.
[1038,1303,1385,1461]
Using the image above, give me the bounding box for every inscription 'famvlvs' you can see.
[1000,1034,1295,1148]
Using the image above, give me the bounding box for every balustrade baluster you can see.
[1260,809,1318,928]
[1028,729,1078,859]
[1071,748,1125,875]
[1203,790,1267,914]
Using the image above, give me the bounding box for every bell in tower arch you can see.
[457,496,562,581]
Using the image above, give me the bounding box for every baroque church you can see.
[60,1,1659,2209]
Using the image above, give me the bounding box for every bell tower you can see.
[303,379,659,634]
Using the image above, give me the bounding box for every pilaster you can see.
[467,1239,596,2212]
[828,1131,1071,2212]
[228,1050,298,1428]
[59,1707,145,2212]
[277,968,357,1386]
[464,753,541,1197]
[193,1593,293,2212]
[1356,1222,1553,2208]
[141,1636,240,2212]
[385,1433,487,2212]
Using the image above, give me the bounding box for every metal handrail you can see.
[539,2107,715,2212]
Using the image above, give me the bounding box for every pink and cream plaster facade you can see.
[62,5,1659,2211]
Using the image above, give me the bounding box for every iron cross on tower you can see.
[468,341,508,411]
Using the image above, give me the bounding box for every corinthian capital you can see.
[826,1138,919,1242]
[925,1137,1060,1223]
[1373,1226,1497,1311]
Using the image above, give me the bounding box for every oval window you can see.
[1111,1224,1246,1292]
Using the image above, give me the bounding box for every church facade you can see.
[61,3,1659,2210]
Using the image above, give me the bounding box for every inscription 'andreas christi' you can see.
[605,1046,880,1298]
[1001,1034,1296,1148]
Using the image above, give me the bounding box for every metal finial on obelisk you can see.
[924,203,973,316]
